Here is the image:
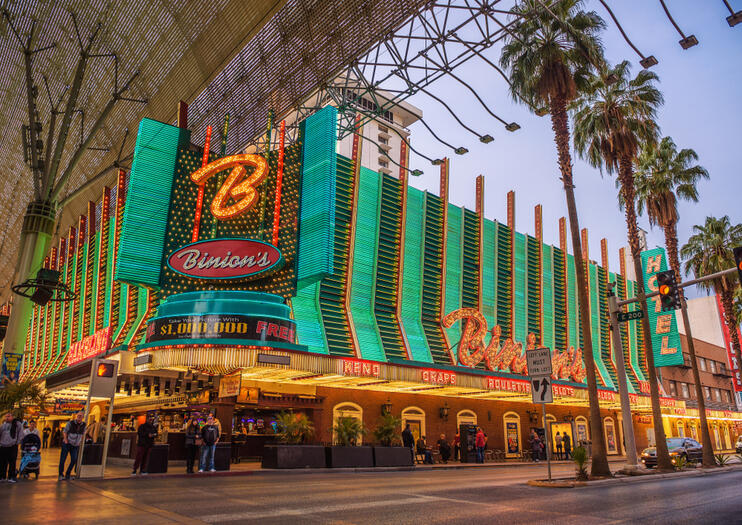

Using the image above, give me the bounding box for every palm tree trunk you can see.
[719,284,742,404]
[618,155,672,471]
[550,96,611,477]
[663,222,715,467]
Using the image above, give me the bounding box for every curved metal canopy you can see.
[0,0,430,296]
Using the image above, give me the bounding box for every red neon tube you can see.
[271,120,286,247]
[192,125,212,242]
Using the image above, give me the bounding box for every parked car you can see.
[641,437,703,467]
[736,436,742,454]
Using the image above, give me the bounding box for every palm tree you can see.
[682,216,742,412]
[0,378,49,419]
[571,60,674,470]
[500,0,612,477]
[633,137,714,466]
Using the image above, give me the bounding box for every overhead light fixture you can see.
[728,10,742,26]
[639,55,658,68]
[381,398,393,416]
[431,158,444,166]
[479,134,494,143]
[505,122,520,132]
[12,268,75,306]
[454,147,468,155]
[679,35,698,49]
[410,169,423,177]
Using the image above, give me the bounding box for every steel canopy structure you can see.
[0,0,432,297]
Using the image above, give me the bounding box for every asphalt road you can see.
[2,464,740,524]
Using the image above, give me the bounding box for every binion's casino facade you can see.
[22,104,705,460]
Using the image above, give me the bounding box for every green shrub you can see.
[372,412,402,446]
[673,455,688,471]
[572,445,588,480]
[334,416,366,446]
[714,453,730,466]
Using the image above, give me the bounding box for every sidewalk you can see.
[26,447,630,481]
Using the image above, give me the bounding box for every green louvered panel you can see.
[421,193,448,364]
[400,188,432,363]
[496,222,512,338]
[348,167,386,361]
[292,280,329,353]
[553,247,567,351]
[542,245,555,351]
[298,106,337,284]
[319,155,355,356]
[598,267,618,388]
[615,274,639,391]
[462,209,479,310]
[590,264,612,388]
[526,235,541,341]
[513,233,527,343]
[117,118,188,287]
[626,280,647,380]
[481,220,496,328]
[374,173,406,359]
[443,205,463,354]
[566,255,579,350]
[103,216,116,326]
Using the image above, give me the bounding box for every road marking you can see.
[76,482,205,524]
[200,496,433,523]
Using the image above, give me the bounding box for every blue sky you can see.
[402,0,741,296]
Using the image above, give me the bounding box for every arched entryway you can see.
[332,402,363,445]
[503,411,521,458]
[401,407,426,442]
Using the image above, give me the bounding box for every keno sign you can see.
[167,238,282,280]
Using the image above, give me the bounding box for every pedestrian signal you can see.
[656,270,681,311]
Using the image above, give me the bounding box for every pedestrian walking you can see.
[42,426,51,449]
[529,430,542,463]
[563,432,572,460]
[199,414,220,472]
[0,412,23,483]
[132,414,157,475]
[475,427,486,463]
[184,416,200,474]
[453,432,460,461]
[58,411,86,481]
[555,431,563,460]
[437,434,451,463]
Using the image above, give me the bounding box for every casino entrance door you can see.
[550,422,574,459]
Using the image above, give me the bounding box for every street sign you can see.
[531,375,553,404]
[526,347,552,376]
[618,309,643,323]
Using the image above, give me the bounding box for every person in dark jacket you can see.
[437,434,451,463]
[0,412,23,483]
[199,414,220,472]
[563,432,572,460]
[132,415,157,475]
[401,424,414,450]
[184,416,200,474]
[416,436,433,464]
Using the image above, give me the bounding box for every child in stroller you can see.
[19,431,41,479]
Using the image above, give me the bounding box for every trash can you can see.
[81,443,104,465]
[146,444,169,474]
[214,442,231,471]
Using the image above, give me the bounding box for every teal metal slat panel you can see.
[400,188,432,363]
[116,118,188,287]
[348,167,386,362]
[443,205,463,354]
[513,232,527,343]
[482,220,496,329]
[566,254,579,350]
[292,280,329,353]
[542,244,555,351]
[590,264,614,388]
[298,106,337,286]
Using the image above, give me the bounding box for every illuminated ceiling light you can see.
[728,10,742,26]
[479,134,494,143]
[505,122,520,132]
[431,158,444,166]
[454,147,468,155]
[639,55,658,68]
[679,35,698,49]
[410,169,423,177]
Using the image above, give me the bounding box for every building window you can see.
[682,353,691,367]
[698,358,707,372]
[724,390,732,404]
[332,402,363,445]
[503,412,521,458]
[714,388,722,402]
[379,160,389,168]
[704,386,711,400]
[681,383,690,398]
[718,362,727,375]
[378,136,389,145]
[401,407,426,443]
[378,125,389,133]
[668,381,677,397]
[709,360,717,374]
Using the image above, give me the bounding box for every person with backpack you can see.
[199,414,220,472]
[58,411,86,481]
[132,414,158,475]
[0,412,23,483]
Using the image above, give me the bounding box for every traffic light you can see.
[656,270,681,311]
[734,247,742,284]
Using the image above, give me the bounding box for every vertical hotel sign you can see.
[715,294,742,392]
[640,248,683,367]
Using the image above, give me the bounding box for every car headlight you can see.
[669,451,680,456]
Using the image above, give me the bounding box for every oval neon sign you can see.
[167,238,282,280]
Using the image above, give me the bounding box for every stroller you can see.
[19,432,41,480]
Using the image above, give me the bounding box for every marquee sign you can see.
[145,313,296,344]
[67,327,113,366]
[641,248,683,367]
[167,238,282,280]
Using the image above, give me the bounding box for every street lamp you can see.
[381,398,393,416]
[439,402,450,421]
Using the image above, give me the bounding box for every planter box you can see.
[261,445,327,469]
[326,446,374,468]
[373,446,414,467]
